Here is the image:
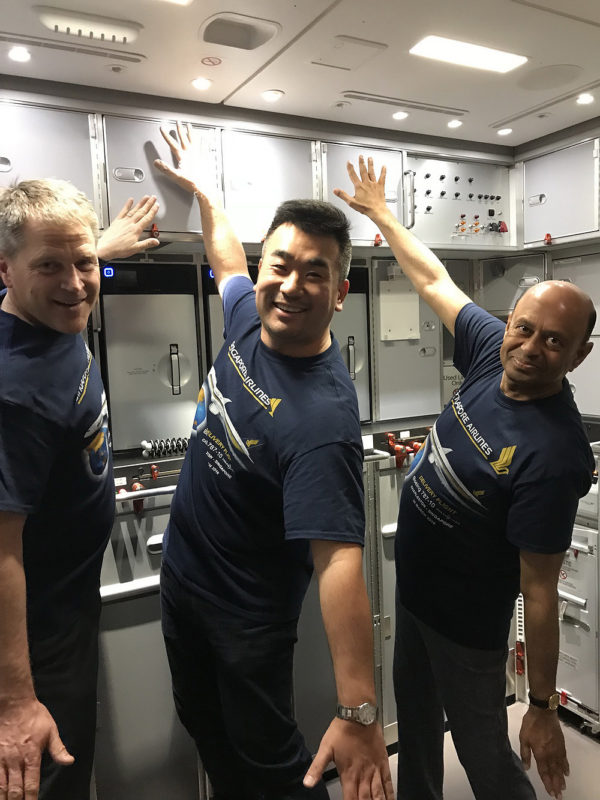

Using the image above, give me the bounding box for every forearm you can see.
[195,192,249,289]
[0,515,35,703]
[523,589,560,698]
[314,544,376,705]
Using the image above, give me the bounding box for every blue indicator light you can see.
[209,268,214,279]
[103,266,114,278]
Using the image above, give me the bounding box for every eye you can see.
[546,335,562,350]
[77,258,98,272]
[36,261,60,273]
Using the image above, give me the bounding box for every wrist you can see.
[528,690,560,711]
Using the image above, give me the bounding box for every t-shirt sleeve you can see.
[454,303,505,378]
[283,441,365,544]
[506,473,582,554]
[222,275,259,338]
[0,401,63,514]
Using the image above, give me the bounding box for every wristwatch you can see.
[336,702,378,725]
[528,691,560,711]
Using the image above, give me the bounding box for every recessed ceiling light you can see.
[410,35,527,74]
[192,77,212,91]
[577,93,594,105]
[8,46,31,63]
[497,128,513,136]
[447,119,463,129]
[392,111,408,120]
[262,89,284,103]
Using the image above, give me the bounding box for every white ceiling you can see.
[2,0,600,147]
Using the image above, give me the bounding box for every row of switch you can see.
[421,190,501,199]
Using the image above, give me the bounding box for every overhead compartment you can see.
[523,140,599,246]
[103,115,220,233]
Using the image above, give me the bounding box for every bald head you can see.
[515,280,596,344]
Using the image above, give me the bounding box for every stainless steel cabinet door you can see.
[478,254,544,314]
[104,116,219,232]
[322,143,403,243]
[222,131,315,243]
[330,290,371,421]
[0,104,96,205]
[102,293,200,451]
[524,140,599,244]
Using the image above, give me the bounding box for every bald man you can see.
[335,157,595,800]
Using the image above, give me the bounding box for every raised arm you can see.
[96,195,160,260]
[304,540,394,800]
[334,156,470,335]
[153,122,248,294]
[519,550,569,800]
[0,511,74,800]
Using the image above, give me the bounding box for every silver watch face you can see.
[356,702,377,725]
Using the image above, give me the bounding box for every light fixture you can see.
[497,128,513,136]
[158,0,194,5]
[34,6,142,44]
[262,89,284,103]
[192,77,212,91]
[577,93,594,105]
[447,119,463,129]
[8,46,31,63]
[410,35,527,74]
[392,111,408,120]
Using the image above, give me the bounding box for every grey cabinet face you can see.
[102,293,201,451]
[478,254,544,313]
[552,253,600,336]
[372,259,442,420]
[330,290,371,422]
[405,155,510,247]
[0,104,96,206]
[222,131,315,242]
[556,528,598,715]
[322,143,403,242]
[103,116,219,232]
[524,140,599,244]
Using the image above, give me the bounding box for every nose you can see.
[280,270,302,294]
[60,264,86,293]
[519,333,542,357]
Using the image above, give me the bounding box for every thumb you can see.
[47,726,74,765]
[303,741,331,788]
[520,740,531,771]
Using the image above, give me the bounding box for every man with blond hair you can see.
[0,179,158,800]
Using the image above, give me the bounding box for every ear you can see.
[0,255,12,288]
[570,340,593,372]
[503,311,513,338]
[334,279,350,312]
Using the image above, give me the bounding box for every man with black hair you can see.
[155,124,393,800]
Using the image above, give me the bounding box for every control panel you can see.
[404,155,511,246]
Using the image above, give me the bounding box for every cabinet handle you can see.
[403,170,416,229]
[170,344,181,395]
[113,167,145,182]
[347,335,356,380]
[558,589,587,610]
[0,157,11,173]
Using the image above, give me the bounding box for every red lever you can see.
[151,223,160,239]
[374,233,383,246]
[131,480,145,514]
[544,232,552,245]
[150,464,159,480]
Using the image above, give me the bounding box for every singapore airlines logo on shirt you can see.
[228,341,282,417]
[490,446,517,475]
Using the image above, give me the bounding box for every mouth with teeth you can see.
[274,301,305,314]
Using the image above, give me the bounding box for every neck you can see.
[499,372,562,401]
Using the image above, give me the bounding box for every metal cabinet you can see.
[99,262,202,454]
[293,449,390,753]
[103,115,219,232]
[95,469,202,800]
[372,258,442,421]
[552,252,600,416]
[222,130,316,243]
[477,253,545,314]
[523,140,599,245]
[321,142,403,243]
[0,103,98,211]
[404,155,511,248]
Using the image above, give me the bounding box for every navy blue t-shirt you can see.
[0,304,114,638]
[396,303,593,649]
[164,276,365,622]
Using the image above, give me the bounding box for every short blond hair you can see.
[0,178,99,256]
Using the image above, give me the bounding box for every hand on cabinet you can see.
[97,195,160,260]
